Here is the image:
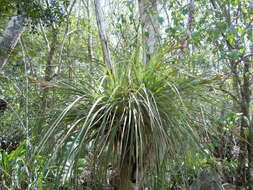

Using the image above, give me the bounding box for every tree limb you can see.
[0,16,26,69]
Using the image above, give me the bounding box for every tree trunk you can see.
[118,159,134,190]
[247,40,253,190]
[185,0,195,48]
[248,117,253,189]
[236,117,249,189]
[94,0,113,73]
[86,0,93,62]
[138,0,160,63]
[86,0,94,73]
[0,16,26,69]
[36,29,58,141]
[235,59,252,189]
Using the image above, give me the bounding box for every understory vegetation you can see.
[0,0,252,190]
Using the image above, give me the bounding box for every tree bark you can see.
[247,37,253,190]
[248,117,253,189]
[94,0,113,73]
[235,59,252,189]
[138,0,160,63]
[86,0,93,72]
[185,0,195,48]
[36,29,58,141]
[118,158,134,190]
[0,16,26,69]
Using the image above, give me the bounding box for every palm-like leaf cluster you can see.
[37,48,215,188]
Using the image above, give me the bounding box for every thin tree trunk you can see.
[243,58,252,189]
[86,0,93,72]
[230,61,246,189]
[248,117,253,189]
[236,117,249,189]
[185,0,195,48]
[0,16,26,69]
[235,59,251,189]
[36,30,58,139]
[138,0,160,63]
[247,40,253,190]
[94,0,113,73]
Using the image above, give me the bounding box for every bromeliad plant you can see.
[37,46,215,189]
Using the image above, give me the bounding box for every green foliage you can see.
[0,0,70,32]
[0,0,16,16]
[157,152,211,190]
[0,0,252,188]
[35,45,216,188]
[0,141,28,189]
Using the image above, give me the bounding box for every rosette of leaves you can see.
[37,46,215,189]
